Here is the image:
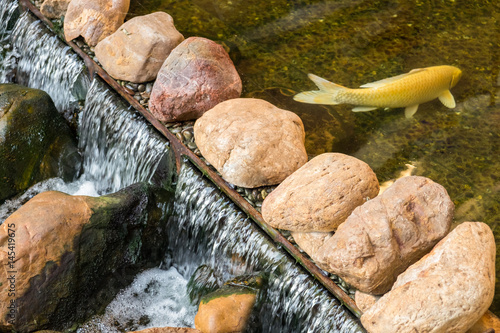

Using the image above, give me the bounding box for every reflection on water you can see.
[129,0,500,314]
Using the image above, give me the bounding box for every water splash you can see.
[78,78,169,194]
[0,0,19,83]
[8,11,88,111]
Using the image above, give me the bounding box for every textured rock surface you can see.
[149,37,241,122]
[130,328,201,333]
[355,290,380,313]
[64,0,130,46]
[40,0,71,19]
[0,184,172,332]
[316,176,454,294]
[0,84,80,203]
[361,222,496,333]
[95,12,184,83]
[262,153,379,232]
[194,98,307,187]
[291,231,332,264]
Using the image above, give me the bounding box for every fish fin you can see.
[360,68,427,88]
[294,74,348,105]
[438,90,456,108]
[294,91,340,105]
[352,106,378,112]
[405,104,419,118]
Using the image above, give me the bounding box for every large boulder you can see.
[291,231,332,265]
[0,184,172,332]
[361,222,496,333]
[40,0,71,19]
[316,176,454,294]
[149,37,242,122]
[0,84,80,203]
[262,153,379,232]
[194,98,307,188]
[95,12,184,83]
[64,0,130,46]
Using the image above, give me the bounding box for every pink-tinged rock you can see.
[262,153,379,232]
[149,37,241,122]
[95,12,184,83]
[361,222,496,333]
[194,98,307,188]
[64,0,130,46]
[40,0,71,19]
[316,176,454,294]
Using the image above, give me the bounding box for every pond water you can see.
[128,0,500,314]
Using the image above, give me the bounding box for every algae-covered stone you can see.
[0,183,172,332]
[187,265,222,305]
[0,84,80,203]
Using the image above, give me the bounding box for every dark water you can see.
[128,0,500,314]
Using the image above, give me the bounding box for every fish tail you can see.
[293,73,348,105]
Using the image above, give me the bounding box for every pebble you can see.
[182,130,193,141]
[175,132,183,141]
[125,83,137,92]
[133,95,141,101]
[146,83,153,93]
[138,84,146,93]
[170,127,182,134]
[187,142,197,150]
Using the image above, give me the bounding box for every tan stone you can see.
[467,311,500,333]
[361,222,496,333]
[130,327,201,333]
[40,0,71,19]
[194,98,307,188]
[262,153,379,232]
[291,231,332,264]
[64,0,130,46]
[316,176,454,294]
[194,293,256,333]
[355,290,380,313]
[95,12,184,83]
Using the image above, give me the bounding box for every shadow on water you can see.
[129,0,500,314]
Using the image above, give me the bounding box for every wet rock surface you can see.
[40,0,71,19]
[95,12,184,83]
[0,184,172,332]
[316,176,454,294]
[149,37,242,122]
[194,98,307,188]
[0,84,80,203]
[64,0,130,46]
[361,222,496,333]
[130,327,201,333]
[262,153,379,232]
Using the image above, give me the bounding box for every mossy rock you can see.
[187,265,222,305]
[0,84,80,203]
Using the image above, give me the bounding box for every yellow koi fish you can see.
[294,65,462,118]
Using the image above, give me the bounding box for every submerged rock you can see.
[40,0,71,19]
[149,37,242,122]
[0,84,80,203]
[187,265,222,305]
[0,183,172,332]
[95,12,184,83]
[316,176,454,294]
[130,328,201,333]
[361,222,496,333]
[64,0,130,46]
[262,153,379,232]
[194,98,307,188]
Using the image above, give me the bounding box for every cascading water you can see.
[0,0,19,83]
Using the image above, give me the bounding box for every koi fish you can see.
[294,65,462,118]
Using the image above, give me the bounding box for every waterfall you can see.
[7,10,88,111]
[0,0,18,83]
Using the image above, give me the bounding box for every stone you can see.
[291,231,332,264]
[95,12,184,83]
[354,290,380,313]
[194,98,307,188]
[130,328,201,333]
[262,153,379,232]
[316,176,454,294]
[187,265,222,305]
[64,0,130,46]
[149,37,241,122]
[0,183,173,332]
[467,311,500,333]
[361,222,496,333]
[40,0,71,19]
[0,84,80,203]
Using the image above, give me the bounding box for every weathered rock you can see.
[64,0,130,46]
[316,176,454,294]
[0,184,172,332]
[130,328,201,333]
[0,84,80,203]
[355,290,380,313]
[361,222,496,333]
[291,231,332,263]
[194,98,307,187]
[149,37,241,122]
[95,12,184,83]
[40,0,71,19]
[262,153,379,232]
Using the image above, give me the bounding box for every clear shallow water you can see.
[129,0,500,314]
